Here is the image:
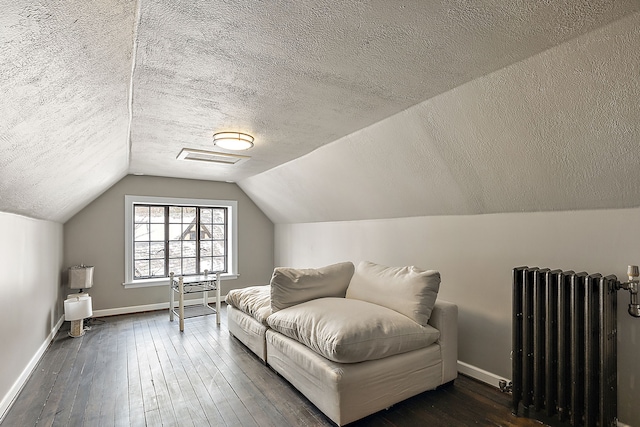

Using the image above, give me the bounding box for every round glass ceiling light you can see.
[213,132,254,151]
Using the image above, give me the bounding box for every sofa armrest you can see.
[427,300,458,383]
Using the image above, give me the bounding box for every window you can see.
[124,195,238,288]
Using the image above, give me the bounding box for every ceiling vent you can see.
[176,148,250,165]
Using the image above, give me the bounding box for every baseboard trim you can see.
[0,315,64,423]
[457,361,509,389]
[456,362,631,427]
[92,295,228,318]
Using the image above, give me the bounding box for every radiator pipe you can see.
[618,265,640,318]
[629,294,640,318]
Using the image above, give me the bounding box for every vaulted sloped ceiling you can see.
[1,1,639,223]
[0,0,136,222]
[240,11,640,223]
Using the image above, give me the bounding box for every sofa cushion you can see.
[266,297,440,363]
[345,261,440,326]
[225,284,272,324]
[270,262,355,312]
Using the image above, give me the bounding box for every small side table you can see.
[169,271,221,331]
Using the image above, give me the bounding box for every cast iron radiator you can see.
[512,267,617,427]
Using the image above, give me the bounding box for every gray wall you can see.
[0,212,64,417]
[64,175,274,311]
[275,207,640,426]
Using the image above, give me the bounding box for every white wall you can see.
[0,212,64,419]
[275,207,640,426]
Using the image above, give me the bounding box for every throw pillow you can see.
[270,261,355,312]
[345,261,440,326]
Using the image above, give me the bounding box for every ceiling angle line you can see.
[126,0,143,163]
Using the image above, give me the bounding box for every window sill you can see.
[123,273,239,289]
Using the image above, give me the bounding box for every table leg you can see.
[216,272,221,325]
[169,272,174,322]
[179,276,185,332]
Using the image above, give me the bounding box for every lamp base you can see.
[69,319,85,338]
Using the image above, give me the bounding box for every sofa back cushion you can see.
[345,261,440,326]
[266,297,440,363]
[270,261,355,312]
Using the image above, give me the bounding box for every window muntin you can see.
[133,204,228,279]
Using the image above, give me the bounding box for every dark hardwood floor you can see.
[2,304,546,426]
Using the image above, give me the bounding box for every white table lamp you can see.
[64,295,93,337]
[68,265,94,291]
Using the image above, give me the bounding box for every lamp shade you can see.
[64,295,93,321]
[69,265,94,289]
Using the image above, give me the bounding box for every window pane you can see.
[149,242,165,259]
[200,257,213,272]
[169,258,182,276]
[150,206,165,223]
[183,241,196,258]
[212,241,225,256]
[200,208,213,224]
[135,260,149,278]
[200,224,212,240]
[134,242,149,260]
[211,257,225,272]
[182,258,196,275]
[183,225,197,241]
[183,207,196,224]
[169,206,182,223]
[212,209,225,223]
[150,259,165,277]
[200,241,212,256]
[169,241,181,258]
[135,223,150,241]
[149,224,164,241]
[169,224,185,240]
[211,225,225,240]
[134,206,150,223]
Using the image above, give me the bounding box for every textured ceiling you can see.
[1,0,639,222]
[129,0,640,182]
[1,0,135,222]
[240,11,640,223]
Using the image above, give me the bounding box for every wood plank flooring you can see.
[2,304,546,426]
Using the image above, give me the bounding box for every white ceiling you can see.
[241,10,640,223]
[2,1,640,223]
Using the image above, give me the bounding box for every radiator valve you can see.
[617,265,640,318]
[499,380,513,394]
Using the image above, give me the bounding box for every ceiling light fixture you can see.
[213,132,254,151]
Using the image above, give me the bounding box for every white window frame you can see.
[123,195,238,288]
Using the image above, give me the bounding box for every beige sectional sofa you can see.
[225,261,458,426]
